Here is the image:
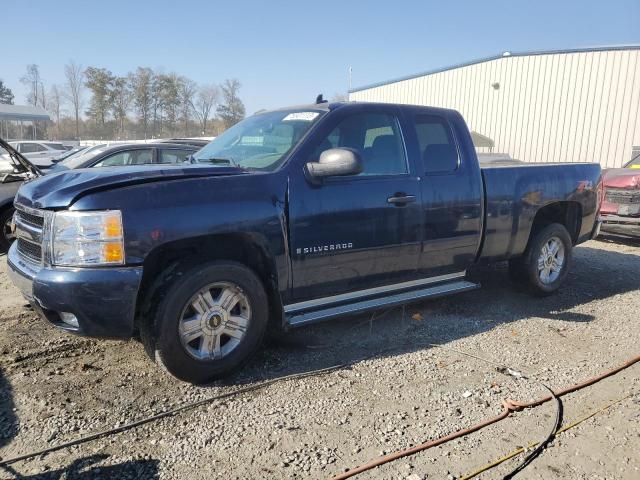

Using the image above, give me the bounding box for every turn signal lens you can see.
[103,242,124,263]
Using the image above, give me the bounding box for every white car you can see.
[8,141,69,168]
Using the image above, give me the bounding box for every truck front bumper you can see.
[7,242,143,338]
[599,214,640,238]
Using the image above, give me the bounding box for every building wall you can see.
[349,48,640,168]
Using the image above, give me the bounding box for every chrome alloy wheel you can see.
[178,282,251,360]
[537,236,565,284]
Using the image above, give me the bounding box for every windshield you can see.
[60,144,109,168]
[193,109,324,171]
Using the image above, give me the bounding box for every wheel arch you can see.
[528,201,582,247]
[135,232,283,331]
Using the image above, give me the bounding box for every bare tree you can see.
[48,85,63,139]
[129,67,154,139]
[111,76,132,139]
[20,64,43,106]
[64,61,84,139]
[193,85,219,135]
[217,78,245,129]
[179,77,197,136]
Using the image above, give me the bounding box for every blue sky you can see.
[3,0,639,115]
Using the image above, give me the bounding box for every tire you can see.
[508,223,573,296]
[141,261,269,384]
[0,207,16,253]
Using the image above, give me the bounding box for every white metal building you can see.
[349,46,640,168]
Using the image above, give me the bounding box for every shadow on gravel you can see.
[0,454,159,480]
[597,233,640,248]
[223,243,640,386]
[0,371,159,479]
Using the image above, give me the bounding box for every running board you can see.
[285,280,479,328]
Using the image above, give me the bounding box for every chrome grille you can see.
[15,209,45,228]
[605,189,640,205]
[16,238,42,263]
[14,206,45,264]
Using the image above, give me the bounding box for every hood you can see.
[14,164,247,209]
[603,168,640,189]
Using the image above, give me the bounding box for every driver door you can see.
[287,105,423,301]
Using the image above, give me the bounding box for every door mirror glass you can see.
[306,148,363,179]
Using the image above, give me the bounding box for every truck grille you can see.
[14,206,45,264]
[16,238,42,263]
[605,189,640,205]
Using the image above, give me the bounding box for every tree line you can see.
[0,63,247,141]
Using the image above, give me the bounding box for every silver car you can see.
[8,141,69,168]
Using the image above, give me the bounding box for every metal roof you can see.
[0,104,51,121]
[350,45,640,93]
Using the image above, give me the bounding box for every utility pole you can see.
[348,66,352,92]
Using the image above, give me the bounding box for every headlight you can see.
[51,210,125,266]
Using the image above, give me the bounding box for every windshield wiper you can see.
[199,156,248,170]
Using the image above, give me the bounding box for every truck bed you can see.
[479,162,601,262]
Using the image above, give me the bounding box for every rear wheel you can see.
[141,261,269,383]
[0,207,16,253]
[508,223,572,296]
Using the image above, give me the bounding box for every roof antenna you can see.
[315,94,327,104]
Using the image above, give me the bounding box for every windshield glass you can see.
[60,144,109,168]
[193,109,324,171]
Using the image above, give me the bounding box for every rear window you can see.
[413,115,459,174]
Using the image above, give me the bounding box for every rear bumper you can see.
[599,214,640,237]
[7,242,143,338]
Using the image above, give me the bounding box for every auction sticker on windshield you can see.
[283,112,320,122]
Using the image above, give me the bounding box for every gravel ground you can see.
[0,236,638,480]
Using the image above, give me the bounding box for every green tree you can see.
[0,80,14,104]
[85,67,115,135]
[217,79,245,129]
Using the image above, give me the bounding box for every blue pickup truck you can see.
[6,102,602,383]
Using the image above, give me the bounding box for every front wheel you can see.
[141,261,269,383]
[0,207,16,252]
[508,223,573,296]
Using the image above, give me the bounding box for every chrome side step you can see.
[285,279,479,328]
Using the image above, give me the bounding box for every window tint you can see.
[414,115,459,174]
[21,143,46,153]
[93,149,153,167]
[159,149,195,164]
[314,112,407,176]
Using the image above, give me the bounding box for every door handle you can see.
[387,194,416,205]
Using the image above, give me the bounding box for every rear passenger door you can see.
[288,105,423,300]
[406,111,483,276]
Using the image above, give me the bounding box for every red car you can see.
[600,157,640,237]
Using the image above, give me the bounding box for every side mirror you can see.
[306,148,363,180]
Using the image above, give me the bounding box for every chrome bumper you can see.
[599,214,640,237]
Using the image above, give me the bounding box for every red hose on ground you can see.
[331,353,640,480]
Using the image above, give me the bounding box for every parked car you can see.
[8,141,68,168]
[47,142,198,173]
[0,140,199,251]
[600,164,640,237]
[0,142,42,251]
[6,102,601,383]
[50,146,90,163]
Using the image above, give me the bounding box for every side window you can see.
[314,112,407,176]
[414,115,459,174]
[21,143,45,153]
[93,149,153,167]
[159,149,194,164]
